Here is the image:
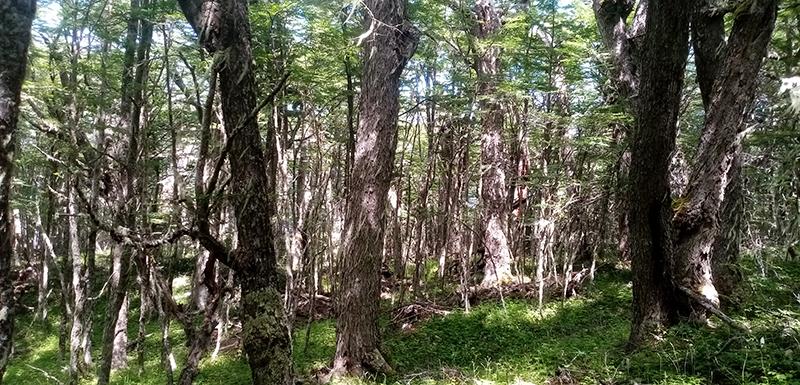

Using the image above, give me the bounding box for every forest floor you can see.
[5,260,800,385]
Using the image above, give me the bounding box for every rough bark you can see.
[592,0,645,265]
[592,0,639,99]
[0,0,35,379]
[330,0,418,377]
[691,0,726,111]
[673,0,777,317]
[474,0,513,287]
[68,184,88,385]
[97,246,129,385]
[177,0,294,383]
[711,155,743,302]
[628,0,691,346]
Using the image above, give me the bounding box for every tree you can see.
[627,0,691,346]
[673,0,778,317]
[592,0,646,101]
[474,0,514,287]
[331,0,418,376]
[97,0,155,382]
[177,0,293,383]
[0,0,36,380]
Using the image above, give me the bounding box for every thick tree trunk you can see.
[0,0,35,379]
[178,1,293,383]
[330,0,418,377]
[673,0,777,318]
[474,0,513,287]
[628,0,691,346]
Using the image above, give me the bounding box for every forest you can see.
[0,0,799,384]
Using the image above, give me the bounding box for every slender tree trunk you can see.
[68,183,88,385]
[190,71,217,313]
[178,1,294,383]
[330,0,418,376]
[98,0,150,381]
[0,1,35,379]
[178,70,220,385]
[474,0,513,287]
[628,0,691,346]
[35,201,55,321]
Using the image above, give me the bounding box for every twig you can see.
[236,72,290,132]
[24,364,63,385]
[203,72,290,202]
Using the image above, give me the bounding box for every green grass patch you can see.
[5,262,799,384]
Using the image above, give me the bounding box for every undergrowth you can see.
[5,261,799,384]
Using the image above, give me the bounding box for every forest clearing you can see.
[0,0,798,384]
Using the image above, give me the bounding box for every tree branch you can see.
[678,285,750,332]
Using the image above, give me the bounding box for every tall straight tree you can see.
[627,0,691,346]
[474,0,514,286]
[97,0,154,382]
[177,0,293,383]
[0,0,36,379]
[331,0,418,376]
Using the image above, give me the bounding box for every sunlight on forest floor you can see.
[5,262,800,385]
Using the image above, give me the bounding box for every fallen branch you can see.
[24,364,63,385]
[678,285,750,332]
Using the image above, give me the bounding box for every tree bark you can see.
[330,0,418,376]
[68,183,88,385]
[673,0,777,317]
[628,0,691,346]
[711,155,743,302]
[177,0,294,383]
[474,0,513,287]
[0,0,35,379]
[691,0,726,112]
[592,0,639,99]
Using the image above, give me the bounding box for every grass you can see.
[5,262,800,385]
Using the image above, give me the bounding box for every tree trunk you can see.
[474,0,513,287]
[0,0,35,379]
[330,0,418,376]
[68,183,88,385]
[712,156,743,302]
[628,0,691,346]
[592,0,639,99]
[97,0,151,379]
[98,245,130,385]
[673,0,777,319]
[178,0,293,383]
[691,0,726,112]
